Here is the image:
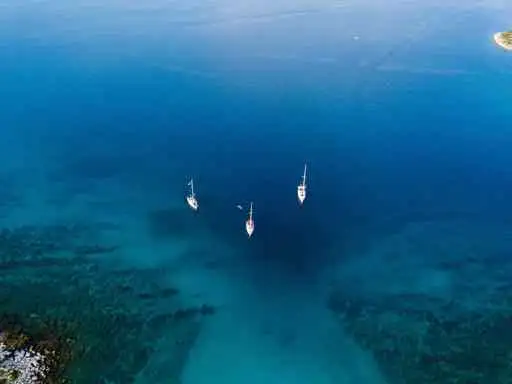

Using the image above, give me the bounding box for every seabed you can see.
[0,223,215,383]
[326,220,512,383]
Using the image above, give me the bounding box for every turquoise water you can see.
[1,1,512,383]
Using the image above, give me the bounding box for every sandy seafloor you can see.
[1,0,512,383]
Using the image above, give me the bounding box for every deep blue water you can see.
[1,1,512,383]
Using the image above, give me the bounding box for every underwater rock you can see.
[199,304,215,316]
[148,304,216,328]
[137,287,180,300]
[73,245,118,256]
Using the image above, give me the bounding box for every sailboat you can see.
[245,202,254,237]
[297,163,307,205]
[186,178,199,211]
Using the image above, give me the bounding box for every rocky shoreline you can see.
[0,318,70,384]
[0,342,47,384]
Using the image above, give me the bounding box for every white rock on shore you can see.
[494,32,512,51]
[0,341,47,384]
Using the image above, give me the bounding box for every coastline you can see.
[493,32,512,51]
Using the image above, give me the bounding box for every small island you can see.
[494,31,512,50]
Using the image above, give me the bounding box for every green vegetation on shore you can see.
[501,31,512,39]
[0,367,20,383]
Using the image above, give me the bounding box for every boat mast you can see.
[302,164,307,186]
[249,202,253,220]
[190,178,195,196]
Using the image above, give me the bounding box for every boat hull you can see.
[186,195,199,210]
[246,220,254,237]
[297,185,306,204]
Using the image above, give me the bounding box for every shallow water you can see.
[1,0,512,383]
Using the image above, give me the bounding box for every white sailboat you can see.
[245,202,254,237]
[186,178,199,211]
[297,163,307,205]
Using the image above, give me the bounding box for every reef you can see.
[327,220,512,383]
[328,293,512,383]
[0,223,215,383]
[494,31,512,50]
